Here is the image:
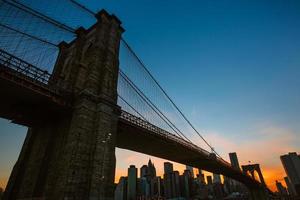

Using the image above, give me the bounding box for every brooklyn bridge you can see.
[0,0,272,199]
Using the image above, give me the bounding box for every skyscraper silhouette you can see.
[280,152,300,195]
[229,152,241,170]
[127,165,137,200]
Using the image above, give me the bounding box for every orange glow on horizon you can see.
[0,168,285,192]
[115,164,284,192]
[0,177,7,190]
[114,148,288,193]
[262,166,287,192]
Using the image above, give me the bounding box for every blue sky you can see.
[1,0,300,189]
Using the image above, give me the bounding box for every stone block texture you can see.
[4,10,124,200]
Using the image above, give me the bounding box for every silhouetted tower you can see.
[148,159,156,179]
[3,10,124,200]
[115,177,127,200]
[280,152,300,195]
[127,165,137,200]
[164,162,173,175]
[140,165,148,178]
[284,176,296,196]
[229,152,241,170]
[186,165,194,178]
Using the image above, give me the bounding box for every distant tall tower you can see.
[115,177,127,200]
[148,159,156,178]
[127,165,137,200]
[229,152,241,170]
[150,176,162,197]
[164,162,174,175]
[172,171,181,197]
[183,170,193,198]
[280,152,300,195]
[140,165,148,178]
[163,162,174,199]
[186,165,194,178]
[197,169,205,184]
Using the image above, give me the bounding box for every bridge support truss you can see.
[4,10,124,200]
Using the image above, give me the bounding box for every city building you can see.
[182,169,193,198]
[127,165,137,200]
[276,180,288,196]
[164,162,173,174]
[284,176,297,196]
[138,177,150,198]
[148,159,156,179]
[140,165,148,178]
[115,159,254,199]
[280,152,300,195]
[229,152,241,170]
[150,176,162,197]
[186,165,194,178]
[196,169,206,185]
[172,171,181,197]
[115,177,127,200]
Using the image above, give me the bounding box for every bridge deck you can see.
[117,111,261,189]
[0,48,263,190]
[0,49,69,125]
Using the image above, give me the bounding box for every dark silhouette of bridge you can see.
[0,1,271,199]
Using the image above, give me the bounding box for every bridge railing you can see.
[120,110,232,167]
[0,48,51,85]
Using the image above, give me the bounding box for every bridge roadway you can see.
[0,49,262,190]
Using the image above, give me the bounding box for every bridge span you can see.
[1,36,266,200]
[0,7,270,200]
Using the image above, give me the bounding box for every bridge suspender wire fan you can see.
[0,0,224,160]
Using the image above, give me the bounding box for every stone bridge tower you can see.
[4,10,124,200]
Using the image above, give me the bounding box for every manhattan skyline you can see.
[0,0,300,194]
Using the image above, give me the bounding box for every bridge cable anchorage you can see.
[121,39,224,159]
[4,0,76,34]
[0,23,58,47]
[119,70,192,143]
[119,70,193,143]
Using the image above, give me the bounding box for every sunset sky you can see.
[1,0,300,192]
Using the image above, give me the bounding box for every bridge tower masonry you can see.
[4,10,124,200]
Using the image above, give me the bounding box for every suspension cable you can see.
[120,72,183,139]
[4,0,75,33]
[118,94,148,121]
[121,39,223,158]
[0,23,57,47]
[4,0,223,158]
[68,0,95,16]
[120,70,193,143]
